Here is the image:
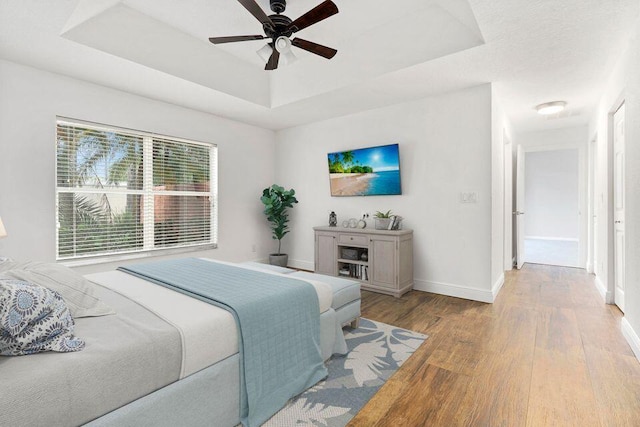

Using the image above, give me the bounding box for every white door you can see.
[515,145,525,269]
[589,138,597,274]
[504,132,513,270]
[613,104,625,312]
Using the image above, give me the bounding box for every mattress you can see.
[87,260,333,378]
[89,307,344,427]
[86,270,237,378]
[0,279,183,427]
[0,259,337,427]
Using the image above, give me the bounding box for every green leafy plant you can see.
[261,185,299,255]
[374,210,393,218]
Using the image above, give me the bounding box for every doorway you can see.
[523,148,580,267]
[515,144,586,269]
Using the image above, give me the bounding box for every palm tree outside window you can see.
[55,119,217,260]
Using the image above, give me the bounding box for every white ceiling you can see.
[0,0,638,132]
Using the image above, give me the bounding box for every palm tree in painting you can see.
[341,151,354,171]
[329,153,345,173]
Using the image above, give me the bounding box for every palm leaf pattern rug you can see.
[264,318,427,427]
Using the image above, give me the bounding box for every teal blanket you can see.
[118,258,327,427]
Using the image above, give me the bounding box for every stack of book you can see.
[387,215,403,230]
[339,264,368,281]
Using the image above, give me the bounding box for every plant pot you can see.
[375,218,392,230]
[269,254,288,267]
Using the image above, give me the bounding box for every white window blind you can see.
[56,119,217,260]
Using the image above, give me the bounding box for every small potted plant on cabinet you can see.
[261,184,298,266]
[374,210,393,230]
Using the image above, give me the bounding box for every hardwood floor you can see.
[348,264,640,427]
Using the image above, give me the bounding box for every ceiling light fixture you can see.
[275,36,298,66]
[535,101,567,115]
[209,0,338,71]
[256,37,298,67]
[256,44,273,62]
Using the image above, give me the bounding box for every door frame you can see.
[515,145,525,269]
[503,130,513,271]
[611,101,626,311]
[519,143,588,269]
[587,134,597,274]
[605,95,626,305]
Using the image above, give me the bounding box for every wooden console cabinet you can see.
[314,226,413,298]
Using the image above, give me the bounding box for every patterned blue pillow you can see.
[0,279,85,356]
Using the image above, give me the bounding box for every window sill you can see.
[59,244,218,268]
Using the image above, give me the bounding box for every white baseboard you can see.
[414,279,494,303]
[594,276,606,300]
[594,275,613,303]
[621,318,640,362]
[287,259,314,271]
[492,273,505,301]
[291,259,500,303]
[524,236,579,242]
[586,261,593,274]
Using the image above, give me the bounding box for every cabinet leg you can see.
[350,317,360,329]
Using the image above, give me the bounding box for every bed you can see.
[0,258,347,427]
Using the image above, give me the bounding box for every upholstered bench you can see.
[240,262,295,275]
[241,262,361,328]
[288,272,361,328]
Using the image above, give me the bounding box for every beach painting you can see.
[328,144,402,196]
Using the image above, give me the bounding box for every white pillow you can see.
[0,257,15,272]
[3,261,114,318]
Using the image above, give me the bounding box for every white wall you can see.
[0,60,276,273]
[275,84,497,302]
[589,16,640,360]
[524,149,579,239]
[518,126,588,149]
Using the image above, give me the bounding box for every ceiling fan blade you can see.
[288,0,339,33]
[209,35,266,44]
[291,38,337,59]
[265,48,280,70]
[237,0,275,29]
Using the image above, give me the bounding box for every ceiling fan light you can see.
[257,44,273,62]
[535,101,567,115]
[281,50,298,66]
[275,36,292,53]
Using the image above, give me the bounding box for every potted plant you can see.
[374,210,393,230]
[261,184,298,266]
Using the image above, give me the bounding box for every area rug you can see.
[264,318,427,427]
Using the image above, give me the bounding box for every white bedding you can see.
[87,270,237,379]
[85,260,333,379]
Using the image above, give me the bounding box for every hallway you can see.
[524,237,580,267]
[352,264,640,426]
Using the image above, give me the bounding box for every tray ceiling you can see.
[0,0,638,131]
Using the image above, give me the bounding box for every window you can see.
[56,119,217,260]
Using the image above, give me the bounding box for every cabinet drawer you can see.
[338,234,369,246]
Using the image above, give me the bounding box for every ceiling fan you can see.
[209,0,339,70]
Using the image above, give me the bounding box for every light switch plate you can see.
[460,192,479,203]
